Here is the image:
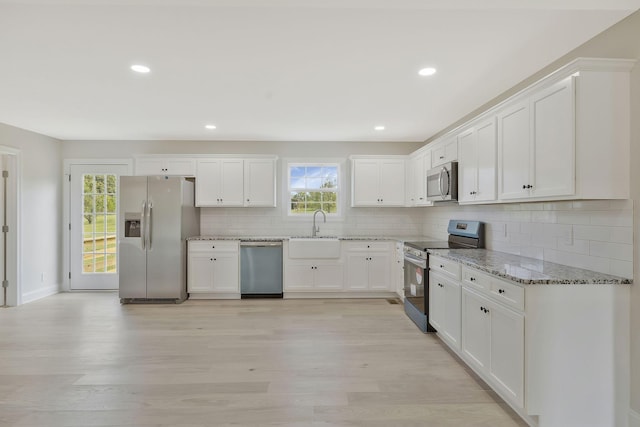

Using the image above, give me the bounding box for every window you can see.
[288,163,340,215]
[82,174,117,273]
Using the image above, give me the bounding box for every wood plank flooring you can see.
[0,293,528,426]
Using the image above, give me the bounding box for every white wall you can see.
[0,123,62,303]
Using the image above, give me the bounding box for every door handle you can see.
[147,202,153,250]
[140,200,146,250]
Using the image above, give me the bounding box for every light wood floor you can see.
[0,293,528,426]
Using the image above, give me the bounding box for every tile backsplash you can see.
[200,206,425,239]
[200,199,633,279]
[422,200,633,279]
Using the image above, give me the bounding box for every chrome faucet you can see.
[312,209,327,237]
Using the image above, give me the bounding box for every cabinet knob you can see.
[498,289,505,294]
[440,265,444,268]
[246,199,250,202]
[527,185,533,189]
[213,258,217,261]
[210,258,213,261]
[480,306,484,312]
[439,156,444,159]
[522,185,526,189]
[470,277,475,282]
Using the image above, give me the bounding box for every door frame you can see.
[0,145,20,306]
[62,159,133,292]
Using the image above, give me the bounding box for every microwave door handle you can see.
[439,167,446,199]
[140,200,146,251]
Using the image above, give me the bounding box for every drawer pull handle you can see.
[480,306,489,314]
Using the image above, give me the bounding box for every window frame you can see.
[284,160,344,218]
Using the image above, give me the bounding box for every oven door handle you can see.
[404,253,427,269]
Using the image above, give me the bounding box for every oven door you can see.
[404,252,427,314]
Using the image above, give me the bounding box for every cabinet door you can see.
[368,253,391,290]
[220,159,244,206]
[411,153,425,205]
[314,264,344,290]
[498,100,531,200]
[352,159,381,206]
[379,160,405,206]
[462,288,491,370]
[187,252,215,292]
[475,118,497,202]
[135,158,165,176]
[443,278,462,350]
[166,159,196,176]
[457,128,477,203]
[285,264,315,290]
[531,76,575,199]
[211,252,239,292]
[244,159,276,207]
[346,253,369,290]
[489,302,525,408]
[429,273,445,331]
[196,159,222,206]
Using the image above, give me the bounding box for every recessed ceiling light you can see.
[418,67,437,76]
[130,64,151,74]
[374,125,385,131]
[205,124,217,130]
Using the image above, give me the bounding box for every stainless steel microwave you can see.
[426,161,458,202]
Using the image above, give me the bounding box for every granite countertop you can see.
[188,235,426,242]
[428,248,632,285]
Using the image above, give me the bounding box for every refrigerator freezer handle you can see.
[147,202,153,250]
[140,200,146,250]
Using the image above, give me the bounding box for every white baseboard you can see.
[21,284,59,304]
[630,409,640,427]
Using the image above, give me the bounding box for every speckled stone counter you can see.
[188,235,429,242]
[428,248,632,285]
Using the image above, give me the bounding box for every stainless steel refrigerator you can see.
[119,176,199,303]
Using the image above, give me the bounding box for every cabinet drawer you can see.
[429,255,461,280]
[489,279,524,311]
[345,241,392,252]
[189,240,239,252]
[462,267,491,292]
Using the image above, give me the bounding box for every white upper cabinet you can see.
[431,137,458,168]
[196,158,244,207]
[135,157,196,176]
[498,76,575,201]
[351,156,406,207]
[196,157,277,208]
[244,158,276,207]
[458,118,497,204]
[408,149,432,206]
[414,57,633,205]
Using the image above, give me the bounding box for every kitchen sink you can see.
[288,237,341,259]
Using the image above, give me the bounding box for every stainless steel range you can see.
[403,220,484,333]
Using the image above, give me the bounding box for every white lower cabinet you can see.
[285,262,344,290]
[432,257,525,411]
[187,240,239,296]
[345,242,392,291]
[429,271,461,350]
[462,287,524,408]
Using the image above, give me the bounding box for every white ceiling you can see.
[0,0,638,142]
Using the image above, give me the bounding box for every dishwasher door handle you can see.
[240,241,283,247]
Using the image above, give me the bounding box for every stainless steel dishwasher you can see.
[240,241,283,298]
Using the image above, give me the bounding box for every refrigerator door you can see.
[119,176,148,299]
[146,176,185,299]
